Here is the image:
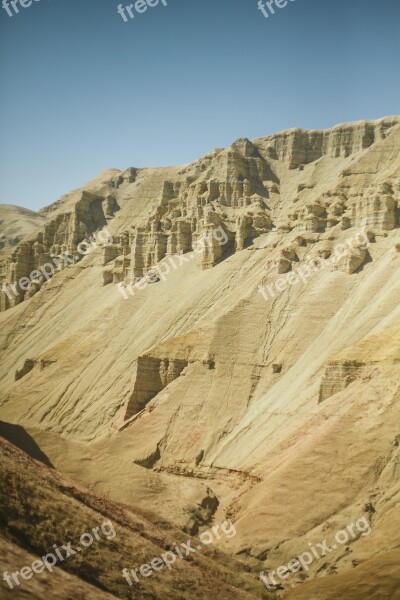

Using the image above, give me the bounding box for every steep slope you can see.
[0,437,268,599]
[283,552,400,600]
[2,535,118,600]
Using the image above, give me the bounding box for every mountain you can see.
[1,117,400,599]
[0,204,46,250]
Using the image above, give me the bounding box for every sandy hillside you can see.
[0,205,46,249]
[1,117,400,598]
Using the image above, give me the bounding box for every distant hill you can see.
[0,204,46,249]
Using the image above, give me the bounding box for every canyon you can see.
[1,116,400,599]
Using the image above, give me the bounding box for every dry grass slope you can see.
[0,438,269,599]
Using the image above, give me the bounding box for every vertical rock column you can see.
[125,356,188,420]
[195,210,229,270]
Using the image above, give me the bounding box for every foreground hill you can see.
[0,437,267,599]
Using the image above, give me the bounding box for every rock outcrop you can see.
[254,118,398,169]
[318,360,366,403]
[0,191,118,310]
[1,118,399,313]
[126,355,188,419]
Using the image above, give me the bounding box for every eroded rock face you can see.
[333,246,368,274]
[275,256,292,274]
[126,356,188,419]
[0,191,118,311]
[347,194,397,230]
[1,118,400,312]
[257,118,398,169]
[103,178,271,282]
[319,361,366,403]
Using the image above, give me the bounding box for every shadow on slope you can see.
[0,437,271,600]
[0,421,54,468]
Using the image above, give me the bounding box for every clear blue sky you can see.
[0,0,399,211]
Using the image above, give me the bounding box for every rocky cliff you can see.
[2,117,398,312]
